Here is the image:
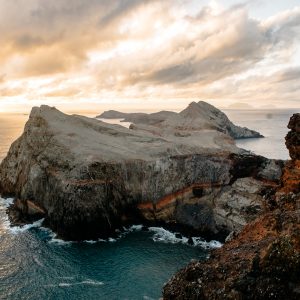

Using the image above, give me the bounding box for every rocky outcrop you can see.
[97,110,176,126]
[0,105,272,241]
[98,101,263,139]
[281,113,300,194]
[163,204,300,299]
[286,113,300,160]
[178,101,262,139]
[163,114,300,300]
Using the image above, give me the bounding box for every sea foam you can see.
[148,227,222,249]
[0,198,222,249]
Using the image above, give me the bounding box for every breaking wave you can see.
[0,197,222,249]
[149,227,223,249]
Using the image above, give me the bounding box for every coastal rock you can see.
[99,101,263,139]
[282,113,300,193]
[163,206,300,300]
[178,101,263,139]
[0,105,271,240]
[213,177,267,232]
[163,113,300,300]
[138,175,274,237]
[97,110,177,126]
[286,113,300,160]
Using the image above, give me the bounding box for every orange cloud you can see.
[0,0,299,111]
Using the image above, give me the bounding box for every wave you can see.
[0,197,45,235]
[57,279,104,287]
[45,279,104,288]
[148,227,222,249]
[8,218,45,234]
[0,198,222,249]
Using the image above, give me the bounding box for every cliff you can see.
[0,104,274,241]
[163,113,300,300]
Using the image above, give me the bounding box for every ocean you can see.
[224,109,298,160]
[0,109,298,299]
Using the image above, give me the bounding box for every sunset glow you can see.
[0,0,300,113]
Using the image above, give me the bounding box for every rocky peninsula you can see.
[0,101,271,241]
[163,113,300,299]
[98,101,263,139]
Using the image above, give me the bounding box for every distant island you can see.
[227,102,254,109]
[260,104,278,109]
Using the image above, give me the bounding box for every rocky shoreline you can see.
[0,103,297,298]
[0,102,274,241]
[163,113,300,299]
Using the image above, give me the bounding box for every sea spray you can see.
[148,227,222,249]
[0,203,223,250]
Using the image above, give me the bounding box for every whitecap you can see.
[8,218,45,234]
[83,240,98,244]
[192,237,223,249]
[126,224,143,231]
[48,237,73,246]
[80,279,104,286]
[58,283,71,287]
[54,279,104,287]
[148,227,223,249]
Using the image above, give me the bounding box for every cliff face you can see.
[163,113,300,300]
[0,105,275,240]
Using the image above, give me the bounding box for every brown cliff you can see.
[163,113,300,299]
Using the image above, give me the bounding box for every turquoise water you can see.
[0,197,211,300]
[0,109,298,299]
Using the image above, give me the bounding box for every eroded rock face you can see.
[286,113,300,160]
[282,113,300,194]
[163,204,300,300]
[163,113,300,300]
[0,105,272,240]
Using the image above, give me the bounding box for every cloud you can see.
[0,0,299,109]
[44,87,81,97]
[274,67,300,83]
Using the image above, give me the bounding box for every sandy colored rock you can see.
[99,101,263,139]
[0,104,273,240]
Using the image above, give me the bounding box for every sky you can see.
[0,0,300,113]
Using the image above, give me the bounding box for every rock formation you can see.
[98,101,263,139]
[286,113,300,160]
[163,113,300,300]
[0,103,271,241]
[281,113,300,194]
